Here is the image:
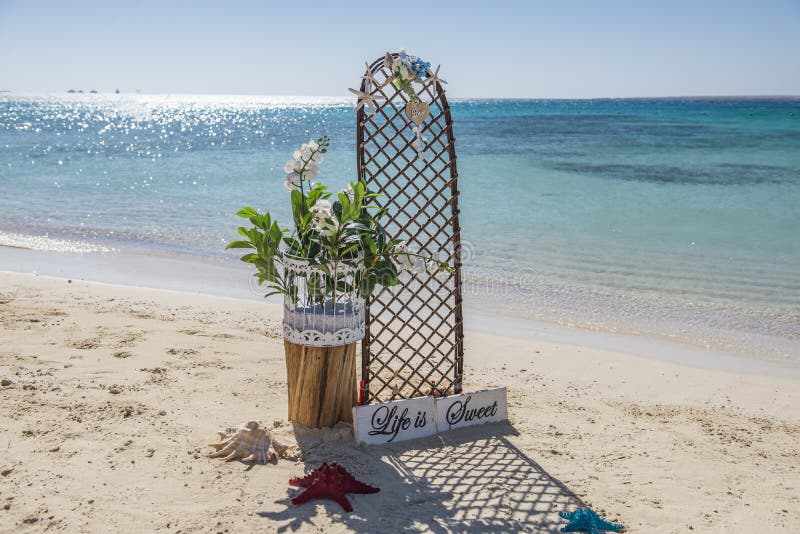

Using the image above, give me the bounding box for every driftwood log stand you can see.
[284,340,357,428]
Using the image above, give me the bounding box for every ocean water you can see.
[1,94,799,360]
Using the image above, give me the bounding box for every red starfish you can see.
[289,462,380,512]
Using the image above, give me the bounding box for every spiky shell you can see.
[208,421,276,463]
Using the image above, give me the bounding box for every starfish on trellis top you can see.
[360,62,382,91]
[348,87,385,114]
[425,64,447,88]
[558,508,623,534]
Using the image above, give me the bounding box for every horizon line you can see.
[2,90,799,101]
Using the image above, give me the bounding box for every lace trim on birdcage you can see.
[281,253,364,277]
[283,294,368,308]
[282,323,365,347]
[283,295,367,315]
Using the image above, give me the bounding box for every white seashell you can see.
[270,434,291,458]
[208,421,277,464]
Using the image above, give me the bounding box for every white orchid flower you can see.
[284,159,303,173]
[315,220,337,236]
[311,199,332,213]
[394,243,414,271]
[425,259,440,275]
[410,258,426,274]
[310,200,338,236]
[285,172,302,188]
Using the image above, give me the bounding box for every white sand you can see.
[1,271,798,532]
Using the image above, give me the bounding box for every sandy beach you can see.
[1,270,798,532]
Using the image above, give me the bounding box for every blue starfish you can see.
[559,508,623,534]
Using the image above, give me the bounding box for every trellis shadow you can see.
[258,422,584,533]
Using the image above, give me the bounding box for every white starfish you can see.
[426,64,448,87]
[361,62,380,89]
[348,87,385,114]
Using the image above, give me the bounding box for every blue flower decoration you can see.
[410,57,431,79]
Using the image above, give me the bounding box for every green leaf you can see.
[282,237,301,253]
[340,243,360,257]
[269,221,283,242]
[363,236,377,254]
[344,222,370,233]
[253,258,280,281]
[351,181,365,213]
[251,212,271,231]
[290,189,303,229]
[360,275,377,298]
[376,259,398,286]
[236,207,259,219]
[307,185,328,207]
[225,240,254,250]
[338,191,350,216]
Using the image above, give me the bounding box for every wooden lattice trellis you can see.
[356,52,464,404]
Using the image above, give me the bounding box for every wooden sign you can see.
[435,387,508,432]
[405,101,430,125]
[352,396,437,445]
[353,388,508,445]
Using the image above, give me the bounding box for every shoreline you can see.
[1,241,798,376]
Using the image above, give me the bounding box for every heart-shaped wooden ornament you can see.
[406,101,430,125]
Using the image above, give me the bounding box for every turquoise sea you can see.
[1,94,798,361]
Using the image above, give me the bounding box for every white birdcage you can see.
[281,253,366,347]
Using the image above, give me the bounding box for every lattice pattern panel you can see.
[356,53,464,403]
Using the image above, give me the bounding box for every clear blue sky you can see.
[1,0,798,97]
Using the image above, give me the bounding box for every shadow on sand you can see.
[258,421,584,533]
